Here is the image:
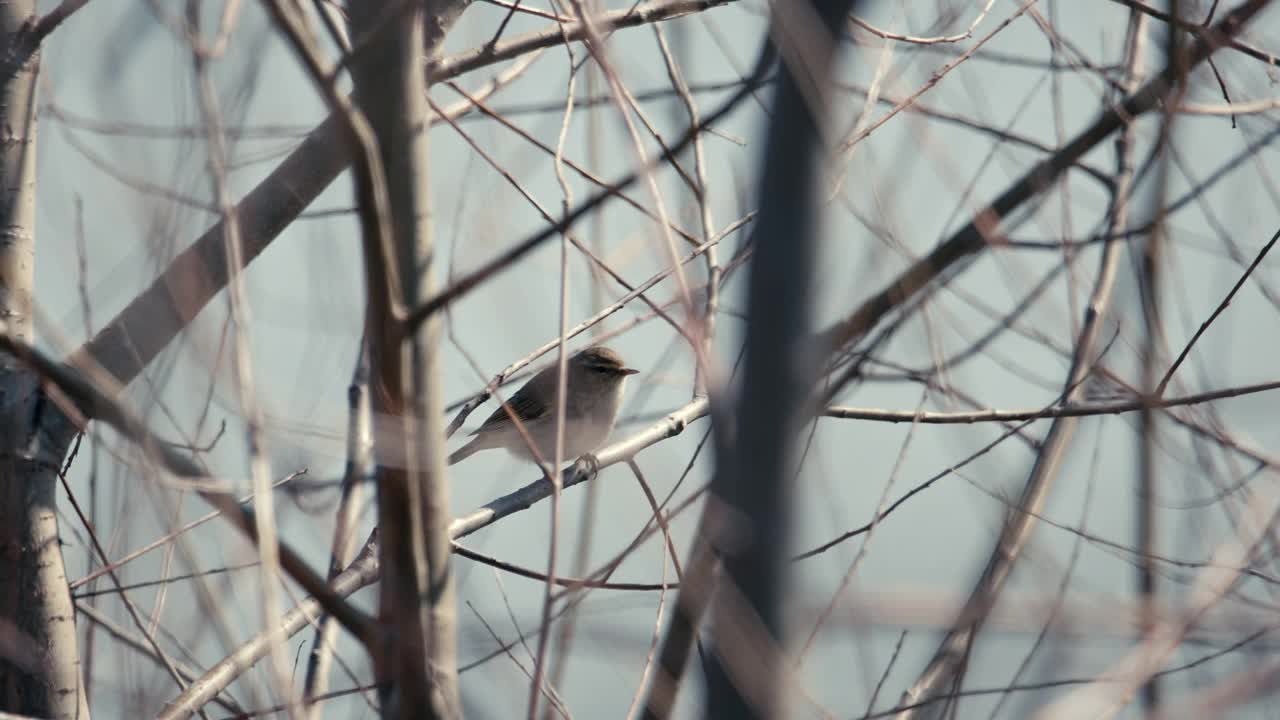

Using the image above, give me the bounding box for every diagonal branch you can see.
[161,397,711,717]
[0,325,377,654]
[822,378,1280,424]
[400,45,771,333]
[817,0,1273,361]
[65,0,735,393]
[893,6,1150,718]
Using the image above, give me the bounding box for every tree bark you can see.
[0,2,89,717]
[348,1,460,717]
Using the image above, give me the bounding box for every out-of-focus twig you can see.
[818,0,1272,364]
[823,378,1280,423]
[893,8,1150,717]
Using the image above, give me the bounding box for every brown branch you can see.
[817,0,1274,359]
[1105,0,1279,68]
[64,3,528,391]
[67,470,305,590]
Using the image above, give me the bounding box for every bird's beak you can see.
[620,367,640,375]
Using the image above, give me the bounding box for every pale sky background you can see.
[25,0,1280,717]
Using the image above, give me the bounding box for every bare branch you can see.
[0,326,377,658]
[894,7,1148,716]
[823,379,1280,424]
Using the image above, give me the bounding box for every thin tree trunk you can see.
[348,1,460,717]
[0,3,88,717]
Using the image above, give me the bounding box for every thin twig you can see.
[823,379,1280,423]
[1156,226,1280,395]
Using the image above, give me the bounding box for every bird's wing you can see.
[471,376,552,434]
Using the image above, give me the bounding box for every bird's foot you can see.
[573,452,601,480]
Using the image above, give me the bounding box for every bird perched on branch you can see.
[447,345,639,467]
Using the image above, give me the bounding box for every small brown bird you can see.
[447,346,639,466]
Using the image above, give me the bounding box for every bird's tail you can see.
[447,436,482,466]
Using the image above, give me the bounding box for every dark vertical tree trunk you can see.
[705,2,858,718]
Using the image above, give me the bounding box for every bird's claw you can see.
[574,453,601,479]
